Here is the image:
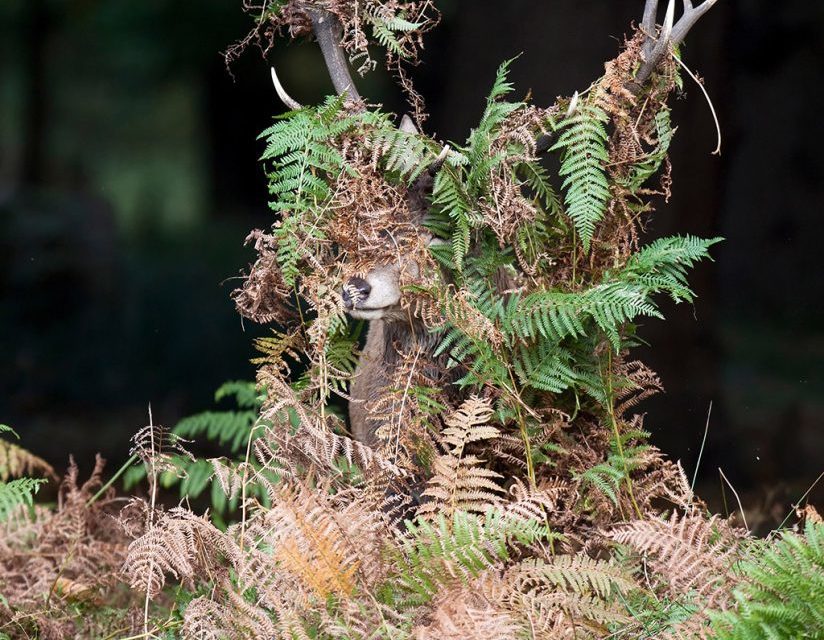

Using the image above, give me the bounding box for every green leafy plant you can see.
[709,519,824,639]
[0,425,51,522]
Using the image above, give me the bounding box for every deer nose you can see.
[342,277,371,307]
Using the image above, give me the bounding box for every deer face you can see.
[341,233,438,322]
[339,112,443,322]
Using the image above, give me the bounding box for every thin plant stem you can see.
[691,401,712,492]
[86,454,139,507]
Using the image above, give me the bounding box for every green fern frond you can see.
[517,160,563,216]
[465,59,522,195]
[432,165,474,270]
[260,96,350,211]
[366,10,423,59]
[0,477,46,522]
[174,410,257,455]
[0,424,17,438]
[517,555,637,601]
[505,283,661,351]
[214,380,260,410]
[468,59,521,153]
[619,235,723,303]
[709,520,824,640]
[369,125,435,181]
[398,508,546,606]
[512,341,578,394]
[551,103,610,251]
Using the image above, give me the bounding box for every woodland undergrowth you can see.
[2,1,823,639]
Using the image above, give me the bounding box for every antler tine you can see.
[271,66,303,110]
[641,0,660,56]
[306,8,362,102]
[635,0,718,85]
[649,0,675,64]
[670,0,719,48]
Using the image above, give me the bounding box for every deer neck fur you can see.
[349,316,443,447]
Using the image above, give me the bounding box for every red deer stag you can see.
[254,0,719,450]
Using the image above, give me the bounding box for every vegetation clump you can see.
[1,2,822,639]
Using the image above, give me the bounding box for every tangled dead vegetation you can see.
[0,457,138,639]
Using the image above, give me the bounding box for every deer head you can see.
[272,21,448,325]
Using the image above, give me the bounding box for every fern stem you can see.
[691,401,712,491]
[144,405,158,637]
[775,469,824,533]
[238,420,263,562]
[606,351,643,519]
[508,370,536,488]
[85,453,138,507]
[571,227,578,287]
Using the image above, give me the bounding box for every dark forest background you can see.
[2,0,822,518]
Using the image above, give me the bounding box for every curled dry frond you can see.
[255,368,408,483]
[124,507,226,598]
[130,422,194,477]
[415,582,521,640]
[0,439,55,482]
[233,229,295,325]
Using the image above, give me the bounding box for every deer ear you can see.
[399,114,419,134]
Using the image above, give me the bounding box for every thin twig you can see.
[86,454,139,507]
[718,467,748,531]
[671,50,723,154]
[691,401,712,491]
[775,470,824,533]
[143,405,158,639]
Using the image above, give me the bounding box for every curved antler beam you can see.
[306,8,362,102]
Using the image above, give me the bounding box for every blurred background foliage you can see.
[1,0,822,515]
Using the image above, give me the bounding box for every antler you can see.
[636,0,719,85]
[271,6,361,109]
[271,66,303,110]
[306,8,362,102]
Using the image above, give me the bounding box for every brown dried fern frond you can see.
[440,396,498,456]
[366,341,445,468]
[607,512,745,606]
[238,481,393,600]
[255,368,407,483]
[632,456,698,513]
[417,397,504,520]
[0,439,55,482]
[1,457,133,638]
[184,577,295,640]
[503,555,636,637]
[181,596,229,640]
[123,507,227,598]
[415,581,522,640]
[232,229,295,325]
[130,421,194,477]
[613,359,664,418]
